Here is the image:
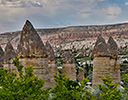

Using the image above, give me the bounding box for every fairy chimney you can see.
[107,36,118,59]
[62,51,76,81]
[107,36,120,84]
[4,42,16,64]
[3,42,17,74]
[17,20,49,89]
[45,41,56,64]
[78,67,84,82]
[17,20,47,58]
[93,35,110,57]
[92,36,111,85]
[45,41,57,86]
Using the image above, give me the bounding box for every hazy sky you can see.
[0,0,128,33]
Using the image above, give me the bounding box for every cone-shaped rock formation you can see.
[107,36,118,59]
[93,36,110,57]
[4,42,16,64]
[95,35,106,46]
[45,41,56,63]
[62,51,75,64]
[17,20,47,58]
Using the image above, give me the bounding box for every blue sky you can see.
[0,0,128,33]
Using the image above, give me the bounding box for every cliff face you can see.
[0,22,128,52]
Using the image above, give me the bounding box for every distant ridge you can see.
[0,22,128,51]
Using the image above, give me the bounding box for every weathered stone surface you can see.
[4,42,16,64]
[110,59,120,84]
[93,36,110,57]
[17,20,47,58]
[62,64,76,81]
[62,51,75,64]
[0,45,4,64]
[95,35,106,46]
[62,51,76,81]
[19,58,50,89]
[78,67,84,82]
[45,41,56,64]
[92,36,120,85]
[92,57,110,85]
[48,64,58,86]
[107,36,118,59]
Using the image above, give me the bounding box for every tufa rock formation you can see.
[62,51,75,64]
[78,67,84,82]
[92,36,120,85]
[107,36,120,84]
[3,42,17,74]
[92,36,111,85]
[45,41,58,86]
[62,51,76,81]
[17,20,50,89]
[17,20,47,58]
[93,35,110,57]
[107,36,118,59]
[45,41,56,64]
[4,42,16,64]
[95,35,106,46]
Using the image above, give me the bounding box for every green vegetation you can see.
[0,57,50,100]
[119,52,128,55]
[1,57,128,100]
[98,77,123,100]
[123,74,128,99]
[123,60,128,64]
[52,73,93,100]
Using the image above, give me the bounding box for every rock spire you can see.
[62,51,75,64]
[45,41,56,63]
[17,20,47,58]
[4,42,16,64]
[93,36,110,57]
[107,36,118,59]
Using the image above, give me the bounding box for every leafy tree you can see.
[52,73,93,100]
[98,77,123,100]
[0,57,50,100]
[123,74,128,99]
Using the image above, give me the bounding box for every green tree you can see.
[52,73,93,100]
[98,77,123,100]
[123,74,128,100]
[0,57,50,100]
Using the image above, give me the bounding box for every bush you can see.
[98,77,123,100]
[123,74,128,99]
[0,57,50,100]
[0,57,128,100]
[52,73,94,100]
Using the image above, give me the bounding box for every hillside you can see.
[0,22,128,54]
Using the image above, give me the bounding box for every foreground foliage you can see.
[52,73,93,100]
[0,57,128,100]
[98,77,123,100]
[123,74,128,100]
[0,57,50,100]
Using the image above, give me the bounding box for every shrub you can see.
[52,73,93,100]
[0,57,50,100]
[98,77,123,100]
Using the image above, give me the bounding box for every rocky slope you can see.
[0,22,128,55]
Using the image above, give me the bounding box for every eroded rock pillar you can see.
[92,36,111,85]
[62,51,76,81]
[78,67,84,82]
